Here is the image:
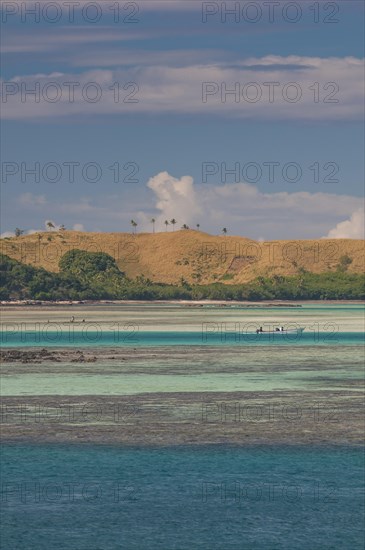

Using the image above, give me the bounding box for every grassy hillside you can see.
[1,230,364,285]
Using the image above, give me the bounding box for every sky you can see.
[1,0,364,240]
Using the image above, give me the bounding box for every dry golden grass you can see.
[1,230,364,284]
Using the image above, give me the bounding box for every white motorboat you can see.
[255,327,305,334]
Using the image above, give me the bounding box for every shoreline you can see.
[1,299,364,308]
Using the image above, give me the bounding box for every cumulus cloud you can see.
[127,172,359,240]
[143,171,202,229]
[141,172,363,239]
[325,208,365,239]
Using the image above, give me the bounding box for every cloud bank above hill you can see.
[2,173,364,240]
[143,172,365,239]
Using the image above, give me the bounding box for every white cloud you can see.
[3,173,364,240]
[325,208,365,239]
[135,172,363,239]
[2,29,152,53]
[70,48,226,68]
[73,223,85,231]
[2,56,363,121]
[19,193,47,206]
[147,171,201,221]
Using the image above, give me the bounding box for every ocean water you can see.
[1,445,364,550]
[1,304,364,549]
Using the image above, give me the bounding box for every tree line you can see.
[1,250,363,302]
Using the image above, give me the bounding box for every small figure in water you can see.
[256,326,263,333]
[70,316,75,323]
[82,319,85,323]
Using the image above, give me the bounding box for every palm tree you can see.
[46,222,55,231]
[151,218,156,233]
[182,224,189,230]
[196,224,200,230]
[222,227,227,236]
[170,219,177,231]
[14,228,24,238]
[130,219,137,234]
[164,220,169,231]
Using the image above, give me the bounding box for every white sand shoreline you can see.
[1,299,364,308]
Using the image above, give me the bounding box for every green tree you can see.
[222,227,227,235]
[151,218,156,233]
[14,228,24,238]
[337,255,353,273]
[164,220,169,231]
[170,219,177,231]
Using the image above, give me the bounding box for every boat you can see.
[255,327,305,334]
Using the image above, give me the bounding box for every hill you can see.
[1,230,364,285]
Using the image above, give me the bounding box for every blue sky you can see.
[1,0,364,239]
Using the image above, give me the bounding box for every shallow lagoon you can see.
[1,345,364,396]
[1,303,364,335]
[1,303,364,548]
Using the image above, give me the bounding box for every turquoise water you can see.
[1,330,364,347]
[2,363,363,396]
[1,445,364,550]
